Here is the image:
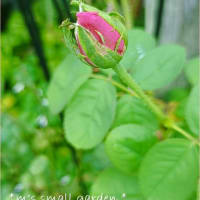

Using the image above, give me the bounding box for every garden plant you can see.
[48,1,200,199]
[2,0,199,200]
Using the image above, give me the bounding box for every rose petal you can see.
[77,12,125,55]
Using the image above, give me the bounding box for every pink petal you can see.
[76,12,125,55]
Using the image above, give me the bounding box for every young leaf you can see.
[184,57,199,86]
[105,124,157,174]
[132,44,186,90]
[121,29,156,71]
[64,79,116,149]
[91,168,144,200]
[47,54,92,114]
[112,95,159,130]
[139,139,199,200]
[185,85,199,136]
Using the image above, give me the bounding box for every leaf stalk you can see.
[113,64,200,146]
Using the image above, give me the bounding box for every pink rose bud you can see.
[61,1,128,69]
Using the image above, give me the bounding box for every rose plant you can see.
[47,1,200,200]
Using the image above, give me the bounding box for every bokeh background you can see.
[1,0,199,199]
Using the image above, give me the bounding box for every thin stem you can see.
[120,0,133,29]
[114,64,166,121]
[90,74,138,97]
[91,66,199,146]
[170,124,200,147]
[113,64,200,146]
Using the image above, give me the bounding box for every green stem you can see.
[114,64,166,121]
[90,74,138,97]
[170,124,200,147]
[113,64,200,146]
[120,0,133,29]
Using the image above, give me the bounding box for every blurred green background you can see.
[1,0,199,199]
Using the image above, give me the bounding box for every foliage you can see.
[1,0,199,200]
[131,44,186,90]
[47,54,92,114]
[139,139,199,200]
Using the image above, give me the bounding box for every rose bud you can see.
[61,1,128,69]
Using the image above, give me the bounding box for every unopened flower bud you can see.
[61,1,128,69]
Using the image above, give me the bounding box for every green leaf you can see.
[105,124,157,174]
[187,192,197,200]
[184,57,199,86]
[121,29,156,71]
[164,88,189,102]
[185,85,199,136]
[112,95,159,130]
[64,79,116,149]
[47,54,92,114]
[132,45,186,90]
[91,168,144,200]
[139,139,199,200]
[83,144,111,171]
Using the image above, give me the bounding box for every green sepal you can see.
[76,25,122,69]
[109,12,126,25]
[60,19,77,53]
[60,19,88,63]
